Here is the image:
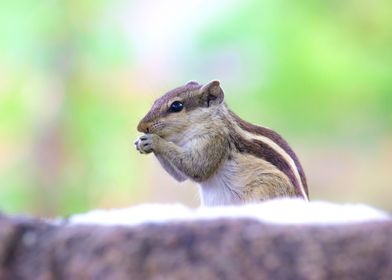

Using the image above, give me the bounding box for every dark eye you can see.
[169,101,184,113]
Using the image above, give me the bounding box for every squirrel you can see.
[134,80,309,206]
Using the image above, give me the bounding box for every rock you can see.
[0,214,391,279]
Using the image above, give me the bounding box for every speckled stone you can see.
[0,215,391,280]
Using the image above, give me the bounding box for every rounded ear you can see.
[200,80,224,107]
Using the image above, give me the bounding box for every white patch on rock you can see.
[66,199,390,227]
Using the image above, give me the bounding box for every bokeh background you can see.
[0,0,391,217]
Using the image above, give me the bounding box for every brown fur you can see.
[137,82,203,132]
[229,111,308,197]
[135,81,309,205]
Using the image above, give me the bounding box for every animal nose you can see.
[137,121,150,133]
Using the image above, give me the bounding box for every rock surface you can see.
[0,214,391,280]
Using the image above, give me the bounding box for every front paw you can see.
[134,134,160,154]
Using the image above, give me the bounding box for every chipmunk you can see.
[134,81,309,206]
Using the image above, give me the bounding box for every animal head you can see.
[137,80,225,139]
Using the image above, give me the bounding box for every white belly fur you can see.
[199,159,243,206]
[199,153,293,206]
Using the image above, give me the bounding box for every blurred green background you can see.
[0,0,391,217]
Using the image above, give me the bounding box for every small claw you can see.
[142,142,150,148]
[134,134,157,154]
